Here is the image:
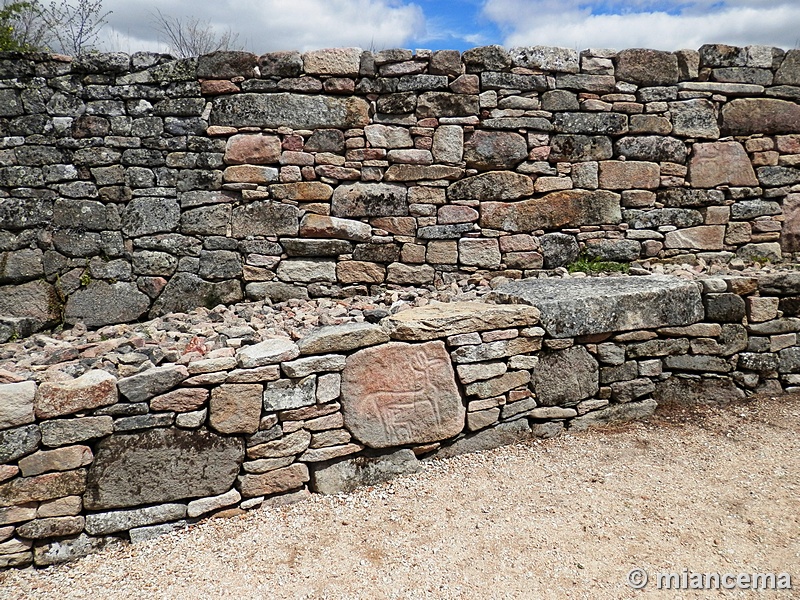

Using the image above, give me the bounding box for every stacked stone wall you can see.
[3,271,800,568]
[2,44,800,334]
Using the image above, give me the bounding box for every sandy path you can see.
[2,395,798,600]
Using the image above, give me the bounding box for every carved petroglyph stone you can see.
[341,341,464,448]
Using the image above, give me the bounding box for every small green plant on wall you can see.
[567,252,630,275]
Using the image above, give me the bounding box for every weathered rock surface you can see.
[331,183,407,218]
[237,463,309,498]
[721,98,800,135]
[236,338,299,368]
[533,347,599,406]
[481,190,621,232]
[341,341,464,448]
[35,370,117,419]
[688,142,758,187]
[569,399,658,431]
[85,503,187,535]
[0,280,61,329]
[40,416,113,447]
[431,419,531,460]
[0,469,87,507]
[64,281,150,327]
[117,365,189,403]
[383,302,539,341]
[84,428,244,509]
[0,424,41,463]
[187,488,241,518]
[0,381,35,430]
[18,445,93,477]
[297,323,389,355]
[463,131,528,170]
[263,376,316,411]
[653,377,746,405]
[615,49,679,86]
[448,171,534,202]
[33,534,119,567]
[310,449,420,494]
[493,276,703,338]
[212,93,370,129]
[150,273,243,317]
[209,384,262,434]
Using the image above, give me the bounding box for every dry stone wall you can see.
[1,44,800,335]
[3,271,800,569]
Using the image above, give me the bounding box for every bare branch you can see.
[41,0,110,56]
[151,9,240,58]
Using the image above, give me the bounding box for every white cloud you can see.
[483,0,800,51]
[101,0,426,54]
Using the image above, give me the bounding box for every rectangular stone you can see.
[211,94,369,130]
[0,381,35,431]
[464,371,530,399]
[237,464,309,498]
[664,355,732,372]
[450,337,541,364]
[493,276,703,338]
[18,446,93,478]
[226,366,281,383]
[657,323,722,337]
[664,226,725,250]
[385,302,539,341]
[0,469,87,508]
[281,355,346,378]
[40,417,113,447]
[85,503,187,535]
[263,376,316,412]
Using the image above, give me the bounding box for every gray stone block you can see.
[311,449,420,494]
[493,276,703,338]
[85,428,244,510]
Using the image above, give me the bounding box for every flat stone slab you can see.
[84,428,244,510]
[341,341,464,448]
[211,93,370,130]
[382,302,540,341]
[310,449,420,494]
[492,275,703,338]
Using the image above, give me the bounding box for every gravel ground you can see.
[1,394,797,600]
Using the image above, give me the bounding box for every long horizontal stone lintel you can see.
[491,275,703,338]
[382,302,541,341]
[210,93,370,129]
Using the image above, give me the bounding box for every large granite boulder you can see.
[150,273,243,317]
[688,142,758,188]
[64,282,150,327]
[721,98,800,135]
[0,280,61,330]
[35,371,117,419]
[492,275,703,338]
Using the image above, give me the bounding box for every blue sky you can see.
[102,0,800,55]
